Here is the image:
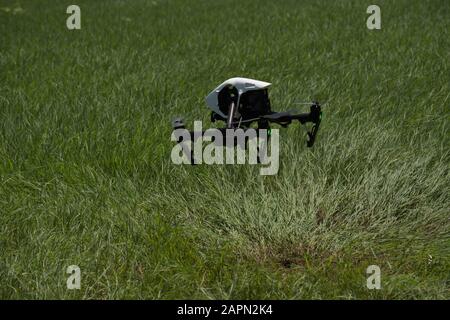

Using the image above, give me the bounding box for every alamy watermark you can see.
[367,5,381,30]
[65,4,380,31]
[366,265,381,290]
[171,121,279,176]
[66,265,81,290]
[66,5,81,30]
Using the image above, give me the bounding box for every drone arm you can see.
[260,112,296,124]
[262,103,322,147]
[261,111,315,125]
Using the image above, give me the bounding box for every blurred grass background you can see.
[0,0,449,298]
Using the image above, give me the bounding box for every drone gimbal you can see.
[172,77,322,148]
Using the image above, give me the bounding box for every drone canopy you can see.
[205,77,272,119]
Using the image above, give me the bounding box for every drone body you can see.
[172,77,322,148]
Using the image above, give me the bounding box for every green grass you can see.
[0,0,449,299]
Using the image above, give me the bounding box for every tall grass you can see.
[0,0,449,298]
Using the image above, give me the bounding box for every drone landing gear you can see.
[172,101,322,165]
[171,120,272,165]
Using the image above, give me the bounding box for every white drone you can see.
[173,77,322,147]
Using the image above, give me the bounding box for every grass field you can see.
[0,0,449,299]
